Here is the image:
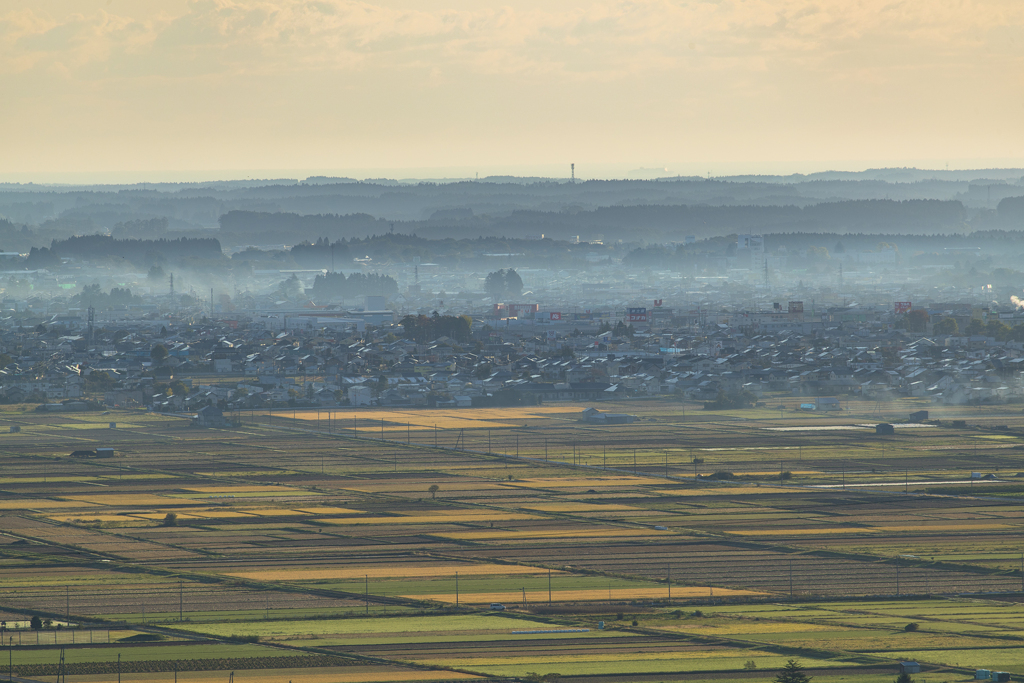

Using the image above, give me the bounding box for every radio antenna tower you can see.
[571,163,575,183]
[169,272,174,298]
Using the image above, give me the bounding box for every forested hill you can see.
[221,200,971,245]
[50,235,222,265]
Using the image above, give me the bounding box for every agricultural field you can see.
[1,399,1024,681]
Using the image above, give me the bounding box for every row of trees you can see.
[907,312,1024,341]
[50,235,222,265]
[484,269,523,299]
[310,272,398,299]
[399,314,472,343]
[72,285,141,310]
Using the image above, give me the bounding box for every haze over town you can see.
[6,3,1024,683]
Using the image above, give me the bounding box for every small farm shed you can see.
[876,423,895,435]
[193,405,226,427]
[899,662,921,674]
[816,397,840,411]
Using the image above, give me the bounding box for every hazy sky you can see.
[2,0,1023,181]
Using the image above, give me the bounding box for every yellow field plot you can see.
[409,586,763,603]
[0,499,99,509]
[187,510,262,519]
[185,486,303,494]
[64,667,480,683]
[508,476,665,489]
[340,481,508,494]
[315,512,541,525]
[728,528,880,536]
[63,494,193,506]
[106,474,176,481]
[291,405,580,424]
[521,503,640,512]
[195,470,301,477]
[654,486,789,496]
[870,523,1014,532]
[292,507,366,515]
[47,514,146,523]
[227,564,559,581]
[437,528,674,541]
[294,412,508,430]
[128,512,206,521]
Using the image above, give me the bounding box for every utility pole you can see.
[365,575,369,614]
[455,572,459,608]
[548,569,552,604]
[179,581,183,621]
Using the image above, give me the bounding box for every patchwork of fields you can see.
[0,400,1023,681]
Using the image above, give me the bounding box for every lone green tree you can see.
[150,344,169,364]
[933,317,958,335]
[30,616,42,630]
[774,659,811,683]
[485,269,523,300]
[428,484,440,499]
[895,672,913,683]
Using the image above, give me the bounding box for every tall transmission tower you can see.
[169,272,174,298]
[571,163,575,183]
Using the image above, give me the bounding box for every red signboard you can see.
[654,299,663,307]
[895,301,912,314]
[549,312,562,321]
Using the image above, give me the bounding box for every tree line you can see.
[50,235,222,265]
[311,272,398,299]
[399,314,472,343]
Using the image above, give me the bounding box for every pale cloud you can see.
[2,0,1023,175]
[4,0,1018,80]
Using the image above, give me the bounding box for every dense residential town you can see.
[5,284,1024,415]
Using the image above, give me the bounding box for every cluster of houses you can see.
[1,300,1024,414]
